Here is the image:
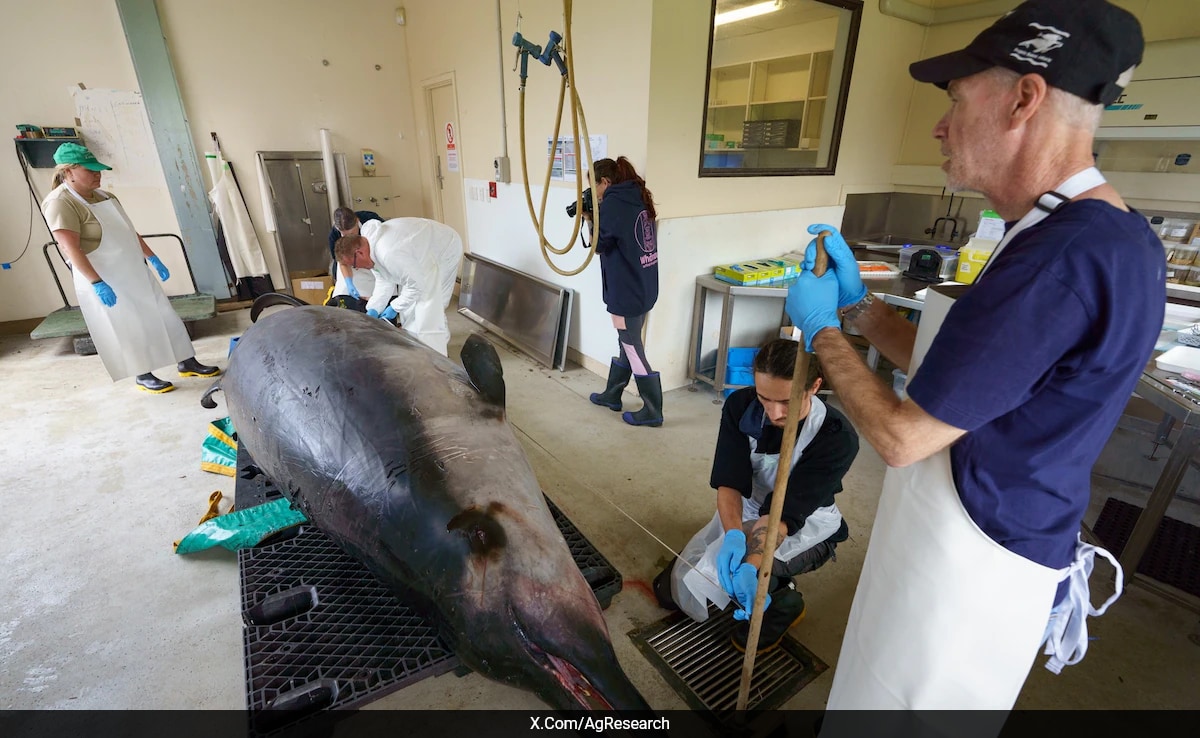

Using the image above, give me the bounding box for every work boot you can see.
[731,587,806,654]
[589,357,632,411]
[622,372,663,427]
[135,373,176,394]
[652,559,680,611]
[178,357,221,378]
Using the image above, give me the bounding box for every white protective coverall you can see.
[361,218,464,356]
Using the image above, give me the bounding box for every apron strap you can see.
[1042,535,1124,674]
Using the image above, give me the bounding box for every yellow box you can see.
[714,259,786,285]
[955,245,994,285]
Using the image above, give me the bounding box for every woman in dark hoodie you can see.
[583,156,662,427]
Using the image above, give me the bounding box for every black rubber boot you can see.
[652,559,680,611]
[731,588,806,654]
[135,373,176,394]
[589,358,632,411]
[178,357,221,378]
[622,372,663,427]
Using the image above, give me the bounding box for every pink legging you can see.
[612,312,652,376]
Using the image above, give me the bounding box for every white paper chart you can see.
[546,135,607,181]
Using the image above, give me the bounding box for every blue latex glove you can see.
[716,529,747,596]
[345,278,361,300]
[803,224,866,309]
[147,255,170,282]
[366,308,380,318]
[380,306,398,322]
[92,280,117,307]
[785,269,841,352]
[731,562,770,621]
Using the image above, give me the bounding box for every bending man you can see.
[334,218,464,356]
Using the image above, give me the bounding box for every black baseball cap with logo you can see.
[909,0,1144,105]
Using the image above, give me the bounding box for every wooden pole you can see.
[735,232,829,711]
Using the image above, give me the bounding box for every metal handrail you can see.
[42,233,202,309]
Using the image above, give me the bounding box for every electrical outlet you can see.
[488,182,497,198]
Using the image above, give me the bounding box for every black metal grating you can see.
[234,444,624,734]
[1092,497,1200,598]
[628,605,826,725]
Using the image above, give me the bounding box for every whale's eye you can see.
[447,502,508,557]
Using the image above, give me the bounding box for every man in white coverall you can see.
[334,218,464,356]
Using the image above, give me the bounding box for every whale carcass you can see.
[203,304,647,710]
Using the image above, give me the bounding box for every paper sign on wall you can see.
[546,135,607,181]
[70,88,163,189]
[445,122,459,172]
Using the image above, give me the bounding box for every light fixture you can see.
[714,0,782,27]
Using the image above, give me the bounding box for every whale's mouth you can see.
[530,642,614,710]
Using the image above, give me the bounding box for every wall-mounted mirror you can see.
[700,0,863,177]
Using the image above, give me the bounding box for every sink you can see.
[852,234,947,250]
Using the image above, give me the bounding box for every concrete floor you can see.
[2,304,1198,711]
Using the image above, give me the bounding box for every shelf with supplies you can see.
[702,50,833,162]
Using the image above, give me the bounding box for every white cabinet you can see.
[348,175,400,218]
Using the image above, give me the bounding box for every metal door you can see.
[259,151,347,282]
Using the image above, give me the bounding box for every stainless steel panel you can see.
[457,253,572,370]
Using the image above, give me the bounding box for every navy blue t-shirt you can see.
[907,200,1165,572]
[595,181,658,317]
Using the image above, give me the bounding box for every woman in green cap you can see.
[41,142,219,393]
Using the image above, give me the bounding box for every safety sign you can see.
[445,122,459,172]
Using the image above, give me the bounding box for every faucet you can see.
[926,216,962,242]
[925,190,967,243]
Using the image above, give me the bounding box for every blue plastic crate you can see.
[723,347,758,397]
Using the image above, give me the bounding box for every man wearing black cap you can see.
[784,0,1165,717]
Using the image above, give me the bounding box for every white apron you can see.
[65,186,193,381]
[673,396,844,622]
[822,168,1124,721]
[332,267,377,299]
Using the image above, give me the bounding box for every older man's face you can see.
[932,71,1015,194]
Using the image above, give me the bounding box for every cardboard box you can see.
[291,270,333,305]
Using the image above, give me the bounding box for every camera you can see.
[565,187,593,218]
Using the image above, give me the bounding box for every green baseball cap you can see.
[53,142,112,171]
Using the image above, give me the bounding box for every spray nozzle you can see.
[537,31,567,76]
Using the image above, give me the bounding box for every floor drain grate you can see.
[234,445,624,735]
[629,606,827,718]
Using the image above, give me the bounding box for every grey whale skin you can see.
[204,304,648,710]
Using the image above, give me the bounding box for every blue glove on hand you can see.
[803,224,866,309]
[716,529,747,596]
[366,308,380,318]
[147,255,170,282]
[380,306,398,322]
[785,269,841,352]
[731,562,770,621]
[345,279,361,300]
[93,280,117,307]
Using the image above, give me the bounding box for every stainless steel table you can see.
[1121,366,1200,605]
[687,274,790,394]
[686,268,932,393]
